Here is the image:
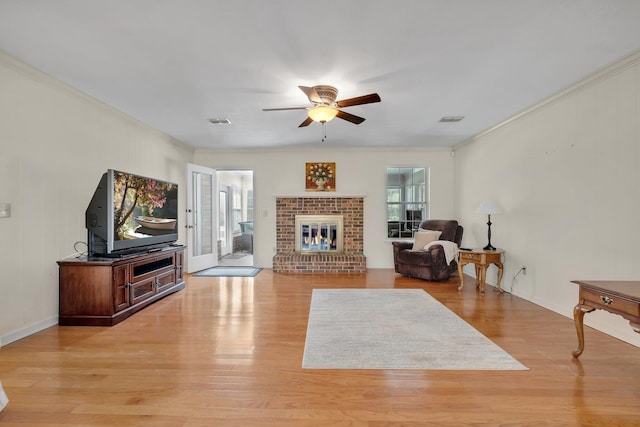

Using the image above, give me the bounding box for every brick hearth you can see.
[273,197,366,273]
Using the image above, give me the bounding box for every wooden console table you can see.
[58,246,185,326]
[571,280,640,358]
[457,249,504,293]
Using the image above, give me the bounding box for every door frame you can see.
[216,169,255,266]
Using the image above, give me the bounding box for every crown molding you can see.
[453,48,640,150]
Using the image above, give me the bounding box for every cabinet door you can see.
[113,264,130,312]
[130,277,156,305]
[156,269,176,293]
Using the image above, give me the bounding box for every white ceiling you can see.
[2,1,640,150]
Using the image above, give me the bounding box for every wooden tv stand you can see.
[58,246,185,326]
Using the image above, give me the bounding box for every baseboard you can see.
[0,316,58,348]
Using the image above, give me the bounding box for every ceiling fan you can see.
[263,85,381,127]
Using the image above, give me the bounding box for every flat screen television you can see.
[86,169,179,257]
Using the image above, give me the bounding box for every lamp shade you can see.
[307,106,339,123]
[475,200,503,215]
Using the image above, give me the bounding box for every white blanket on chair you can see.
[424,240,459,265]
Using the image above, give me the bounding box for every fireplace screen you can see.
[295,215,343,253]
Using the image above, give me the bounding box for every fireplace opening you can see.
[295,215,343,253]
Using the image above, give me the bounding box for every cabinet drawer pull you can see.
[600,295,614,305]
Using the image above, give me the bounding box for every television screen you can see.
[113,170,178,242]
[86,170,178,256]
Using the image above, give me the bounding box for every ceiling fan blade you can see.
[298,86,322,103]
[298,117,313,127]
[336,110,366,125]
[263,107,308,111]
[336,93,381,108]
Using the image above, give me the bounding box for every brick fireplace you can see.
[273,196,366,273]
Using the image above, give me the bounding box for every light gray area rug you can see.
[303,289,527,370]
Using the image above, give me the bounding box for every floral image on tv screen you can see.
[113,171,178,240]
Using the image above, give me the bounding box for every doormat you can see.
[303,289,527,370]
[193,267,262,277]
[221,253,251,260]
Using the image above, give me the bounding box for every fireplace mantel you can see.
[273,193,367,198]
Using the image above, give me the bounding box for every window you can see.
[246,189,254,222]
[219,190,227,252]
[232,187,242,233]
[386,167,428,238]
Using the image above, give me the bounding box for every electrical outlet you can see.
[0,203,10,218]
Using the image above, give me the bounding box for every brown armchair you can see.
[392,219,463,281]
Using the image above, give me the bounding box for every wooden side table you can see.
[457,249,505,293]
[571,280,640,358]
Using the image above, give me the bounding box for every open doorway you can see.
[216,170,254,267]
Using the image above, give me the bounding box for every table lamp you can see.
[476,200,503,251]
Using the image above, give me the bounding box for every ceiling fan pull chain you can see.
[322,122,327,142]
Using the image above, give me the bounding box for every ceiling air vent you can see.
[208,118,232,124]
[439,116,464,123]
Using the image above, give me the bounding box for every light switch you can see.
[0,203,10,218]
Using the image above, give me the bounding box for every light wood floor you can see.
[1,270,639,426]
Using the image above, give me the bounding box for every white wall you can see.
[0,52,193,346]
[193,148,456,268]
[454,53,640,347]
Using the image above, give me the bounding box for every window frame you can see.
[386,167,429,239]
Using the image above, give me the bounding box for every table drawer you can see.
[460,252,482,262]
[581,288,640,317]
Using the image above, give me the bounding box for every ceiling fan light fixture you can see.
[307,106,339,123]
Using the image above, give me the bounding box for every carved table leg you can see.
[494,261,504,293]
[457,261,465,291]
[479,266,487,293]
[573,303,594,358]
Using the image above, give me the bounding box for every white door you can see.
[186,163,217,273]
